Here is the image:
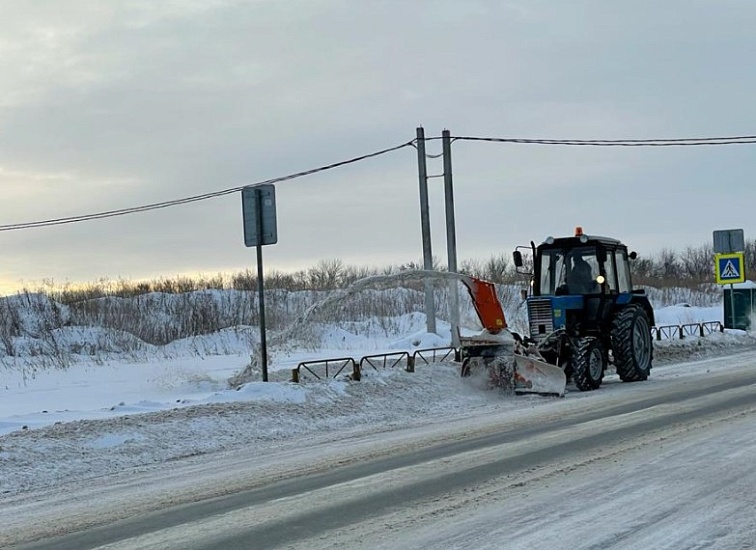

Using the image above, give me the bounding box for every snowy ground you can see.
[2,301,756,547]
[0,303,752,499]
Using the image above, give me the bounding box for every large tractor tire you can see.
[612,304,653,382]
[572,337,606,391]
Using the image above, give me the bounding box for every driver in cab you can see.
[566,254,598,294]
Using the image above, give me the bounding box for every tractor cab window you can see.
[603,251,617,293]
[615,250,632,293]
[539,246,601,295]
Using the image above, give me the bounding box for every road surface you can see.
[6,354,756,549]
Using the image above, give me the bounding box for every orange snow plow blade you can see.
[513,353,567,397]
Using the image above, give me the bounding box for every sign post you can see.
[713,229,746,330]
[242,184,278,381]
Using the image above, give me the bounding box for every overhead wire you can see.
[0,139,415,232]
[447,135,756,146]
[4,132,756,232]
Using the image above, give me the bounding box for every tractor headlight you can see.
[579,235,588,243]
[596,275,605,284]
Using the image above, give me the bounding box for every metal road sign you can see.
[713,229,744,254]
[242,184,277,247]
[715,252,746,285]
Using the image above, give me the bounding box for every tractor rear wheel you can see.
[612,304,653,382]
[572,337,606,391]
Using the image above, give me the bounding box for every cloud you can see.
[1,0,756,291]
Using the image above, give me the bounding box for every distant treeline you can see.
[0,245,727,368]
[27,241,751,304]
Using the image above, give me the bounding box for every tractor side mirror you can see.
[513,250,523,268]
[629,251,638,260]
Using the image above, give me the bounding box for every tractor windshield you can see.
[538,246,601,295]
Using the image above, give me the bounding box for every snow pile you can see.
[653,304,721,326]
[0,361,505,495]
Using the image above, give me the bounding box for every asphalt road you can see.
[11,361,756,550]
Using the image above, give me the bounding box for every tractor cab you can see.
[533,228,635,298]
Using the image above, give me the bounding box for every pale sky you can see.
[2,0,756,293]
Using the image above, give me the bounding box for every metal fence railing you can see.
[291,347,459,381]
[407,347,458,372]
[291,323,723,382]
[360,351,409,372]
[651,321,723,341]
[292,357,358,383]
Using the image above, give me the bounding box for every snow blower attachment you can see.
[458,276,567,397]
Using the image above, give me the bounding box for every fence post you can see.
[352,363,361,381]
[291,368,299,383]
[406,355,415,373]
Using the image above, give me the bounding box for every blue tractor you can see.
[513,228,654,391]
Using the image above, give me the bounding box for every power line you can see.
[0,140,415,232]
[448,135,756,146]
[409,142,444,159]
[3,132,756,233]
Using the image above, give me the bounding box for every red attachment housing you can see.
[460,277,508,333]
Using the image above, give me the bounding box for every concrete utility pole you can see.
[442,129,460,348]
[415,127,437,334]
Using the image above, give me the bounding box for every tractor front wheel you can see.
[572,337,606,391]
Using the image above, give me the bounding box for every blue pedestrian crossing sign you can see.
[715,252,745,284]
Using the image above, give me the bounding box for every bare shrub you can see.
[3,247,730,373]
